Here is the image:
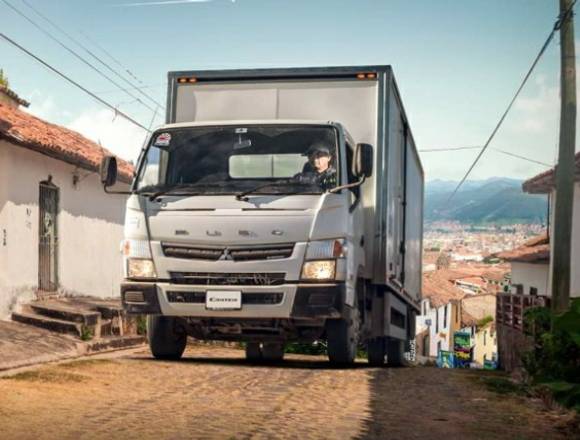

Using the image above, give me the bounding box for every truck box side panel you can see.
[404,138,424,304]
[376,79,404,285]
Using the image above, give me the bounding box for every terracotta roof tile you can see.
[0,102,133,183]
[423,271,465,308]
[496,233,550,263]
[523,151,580,194]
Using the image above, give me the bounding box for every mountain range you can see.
[424,177,548,225]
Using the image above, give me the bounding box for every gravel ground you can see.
[0,345,575,440]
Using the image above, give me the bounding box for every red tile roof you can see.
[523,151,580,194]
[496,233,550,264]
[0,85,30,107]
[0,102,133,183]
[423,271,465,308]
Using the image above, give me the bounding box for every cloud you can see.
[23,90,71,121]
[67,108,149,162]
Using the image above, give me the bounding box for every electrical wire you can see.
[419,145,552,167]
[78,30,145,85]
[1,0,158,114]
[444,0,578,206]
[20,0,165,110]
[0,31,150,131]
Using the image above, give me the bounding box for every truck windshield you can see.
[135,125,340,195]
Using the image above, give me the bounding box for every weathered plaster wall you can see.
[511,262,550,297]
[0,140,128,318]
[462,294,496,321]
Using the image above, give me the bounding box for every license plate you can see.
[206,291,242,310]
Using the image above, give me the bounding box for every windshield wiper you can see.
[139,184,203,201]
[235,180,314,201]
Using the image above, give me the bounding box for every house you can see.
[0,85,133,318]
[497,234,550,296]
[522,152,580,299]
[460,295,498,367]
[415,271,465,358]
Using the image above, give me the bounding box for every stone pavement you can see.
[0,346,575,440]
[0,320,80,371]
[0,320,145,372]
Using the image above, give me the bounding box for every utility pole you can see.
[552,0,576,314]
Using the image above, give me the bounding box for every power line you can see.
[445,0,578,206]
[78,31,145,86]
[492,148,552,167]
[419,145,552,167]
[1,0,158,114]
[0,31,150,131]
[20,0,165,110]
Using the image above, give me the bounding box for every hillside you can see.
[425,178,548,225]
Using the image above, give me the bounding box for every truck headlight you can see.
[123,239,156,279]
[127,258,157,279]
[301,260,336,281]
[305,239,347,259]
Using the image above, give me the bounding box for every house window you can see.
[515,284,523,295]
[530,287,538,296]
[484,330,487,346]
[455,304,459,323]
[437,341,441,355]
[435,308,439,332]
[443,305,448,329]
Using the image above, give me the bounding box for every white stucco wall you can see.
[511,262,550,296]
[0,140,129,318]
[547,183,579,298]
[416,300,457,357]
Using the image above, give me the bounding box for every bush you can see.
[522,299,580,411]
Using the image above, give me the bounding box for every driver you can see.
[295,143,337,190]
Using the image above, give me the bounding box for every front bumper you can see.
[121,282,345,319]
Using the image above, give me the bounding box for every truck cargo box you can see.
[166,66,423,307]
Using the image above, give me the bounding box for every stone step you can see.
[12,308,82,337]
[85,335,146,354]
[29,302,100,326]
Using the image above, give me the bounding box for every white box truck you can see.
[100,65,423,365]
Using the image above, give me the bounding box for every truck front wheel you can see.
[326,306,360,365]
[147,315,187,360]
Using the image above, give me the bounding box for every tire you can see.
[261,343,285,362]
[245,342,262,361]
[367,337,386,367]
[386,337,405,367]
[326,306,360,365]
[147,315,187,360]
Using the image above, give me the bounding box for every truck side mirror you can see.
[100,155,118,188]
[353,143,373,178]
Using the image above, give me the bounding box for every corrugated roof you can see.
[522,151,580,194]
[0,102,133,183]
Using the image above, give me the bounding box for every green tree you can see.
[0,69,8,88]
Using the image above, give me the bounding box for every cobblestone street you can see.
[0,346,573,440]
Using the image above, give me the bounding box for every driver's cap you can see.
[304,143,331,157]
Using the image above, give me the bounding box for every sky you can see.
[0,0,576,182]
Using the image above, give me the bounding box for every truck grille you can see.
[162,243,294,262]
[169,272,286,286]
[166,291,284,305]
